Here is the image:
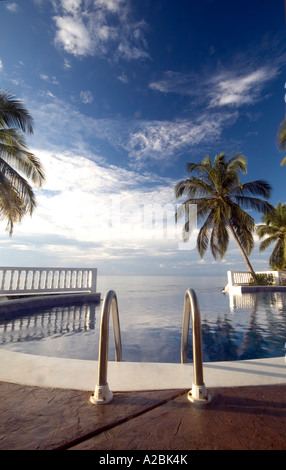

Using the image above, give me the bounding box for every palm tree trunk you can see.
[228,222,256,279]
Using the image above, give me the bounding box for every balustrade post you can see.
[90,269,97,294]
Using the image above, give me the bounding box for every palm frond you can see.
[278,119,286,151]
[228,202,254,255]
[210,219,229,259]
[269,239,286,270]
[174,177,214,199]
[227,154,248,174]
[261,201,286,226]
[0,158,37,214]
[0,126,45,186]
[0,90,34,134]
[235,195,273,214]
[197,213,213,257]
[256,224,277,238]
[186,155,212,178]
[259,234,278,253]
[233,180,272,198]
[0,172,29,235]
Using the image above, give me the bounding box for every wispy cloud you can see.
[125,113,237,168]
[150,58,281,109]
[117,72,129,84]
[51,0,150,61]
[6,2,18,13]
[208,67,279,108]
[80,90,94,104]
[149,71,199,97]
[39,73,59,85]
[63,58,71,69]
[28,94,237,169]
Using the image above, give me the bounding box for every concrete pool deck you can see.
[0,349,286,450]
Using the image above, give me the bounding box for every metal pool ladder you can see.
[181,289,211,403]
[90,290,122,404]
[90,287,210,405]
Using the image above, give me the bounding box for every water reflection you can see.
[194,292,286,362]
[228,290,286,311]
[0,290,285,363]
[0,302,98,346]
[201,316,239,362]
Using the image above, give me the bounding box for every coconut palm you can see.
[256,202,286,270]
[175,153,273,278]
[277,118,286,166]
[0,90,45,235]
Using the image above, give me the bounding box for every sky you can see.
[0,0,286,278]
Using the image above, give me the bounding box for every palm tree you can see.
[175,153,273,278]
[256,202,286,270]
[277,119,286,166]
[0,90,45,235]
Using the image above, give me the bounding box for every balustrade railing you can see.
[0,267,97,296]
[227,270,281,288]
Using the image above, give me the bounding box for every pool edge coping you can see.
[0,348,285,392]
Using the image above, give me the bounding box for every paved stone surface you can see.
[0,381,184,450]
[71,385,286,450]
[1,381,286,450]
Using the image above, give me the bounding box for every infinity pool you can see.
[0,275,286,363]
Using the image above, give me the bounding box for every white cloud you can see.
[150,65,279,109]
[43,90,56,99]
[6,3,18,13]
[125,113,237,168]
[96,0,125,13]
[39,73,59,85]
[149,71,198,96]
[17,149,177,242]
[52,0,149,60]
[118,72,128,84]
[54,15,93,56]
[60,0,82,14]
[29,95,235,169]
[1,149,190,269]
[80,90,94,104]
[209,67,278,108]
[63,58,71,69]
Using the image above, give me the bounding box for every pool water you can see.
[0,275,286,363]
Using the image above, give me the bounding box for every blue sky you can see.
[0,0,286,277]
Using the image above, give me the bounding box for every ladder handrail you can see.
[90,290,122,404]
[91,287,210,404]
[181,289,211,403]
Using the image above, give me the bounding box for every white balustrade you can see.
[227,270,281,288]
[232,271,252,285]
[0,267,97,296]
